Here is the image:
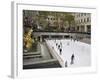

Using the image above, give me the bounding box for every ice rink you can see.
[46,39,91,68]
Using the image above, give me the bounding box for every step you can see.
[23,51,41,56]
[23,54,42,59]
[24,59,57,65]
[23,59,61,69]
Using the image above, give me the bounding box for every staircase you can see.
[23,59,61,69]
[23,51,42,59]
[23,42,61,69]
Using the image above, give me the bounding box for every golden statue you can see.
[23,28,34,50]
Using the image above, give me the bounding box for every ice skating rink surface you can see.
[46,39,91,68]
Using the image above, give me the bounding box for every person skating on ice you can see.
[59,48,62,55]
[70,54,75,65]
[65,60,68,67]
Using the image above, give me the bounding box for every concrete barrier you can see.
[45,40,64,67]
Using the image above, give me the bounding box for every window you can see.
[79,14,80,17]
[84,18,86,23]
[87,18,89,22]
[81,13,83,16]
[81,19,83,23]
[84,13,86,16]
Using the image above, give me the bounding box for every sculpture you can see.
[23,28,34,51]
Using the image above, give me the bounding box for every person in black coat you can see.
[65,60,68,67]
[56,43,58,46]
[59,48,62,55]
[58,45,60,49]
[70,54,75,64]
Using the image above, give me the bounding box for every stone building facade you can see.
[74,13,91,33]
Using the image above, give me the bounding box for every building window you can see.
[87,25,91,33]
[81,19,83,23]
[81,13,83,16]
[79,14,80,17]
[87,18,89,22]
[84,18,86,23]
[84,13,86,16]
[77,26,79,31]
[81,25,85,32]
[77,14,79,17]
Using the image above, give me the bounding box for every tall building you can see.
[46,14,70,31]
[74,13,91,33]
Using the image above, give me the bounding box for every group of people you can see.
[54,39,75,67]
[55,40,62,55]
[65,54,75,67]
[70,36,79,42]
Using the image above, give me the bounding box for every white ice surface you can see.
[46,39,91,68]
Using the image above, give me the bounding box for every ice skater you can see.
[59,48,62,55]
[65,60,68,67]
[56,43,58,46]
[58,44,60,49]
[70,36,72,41]
[60,42,62,48]
[70,54,75,64]
[73,38,76,42]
